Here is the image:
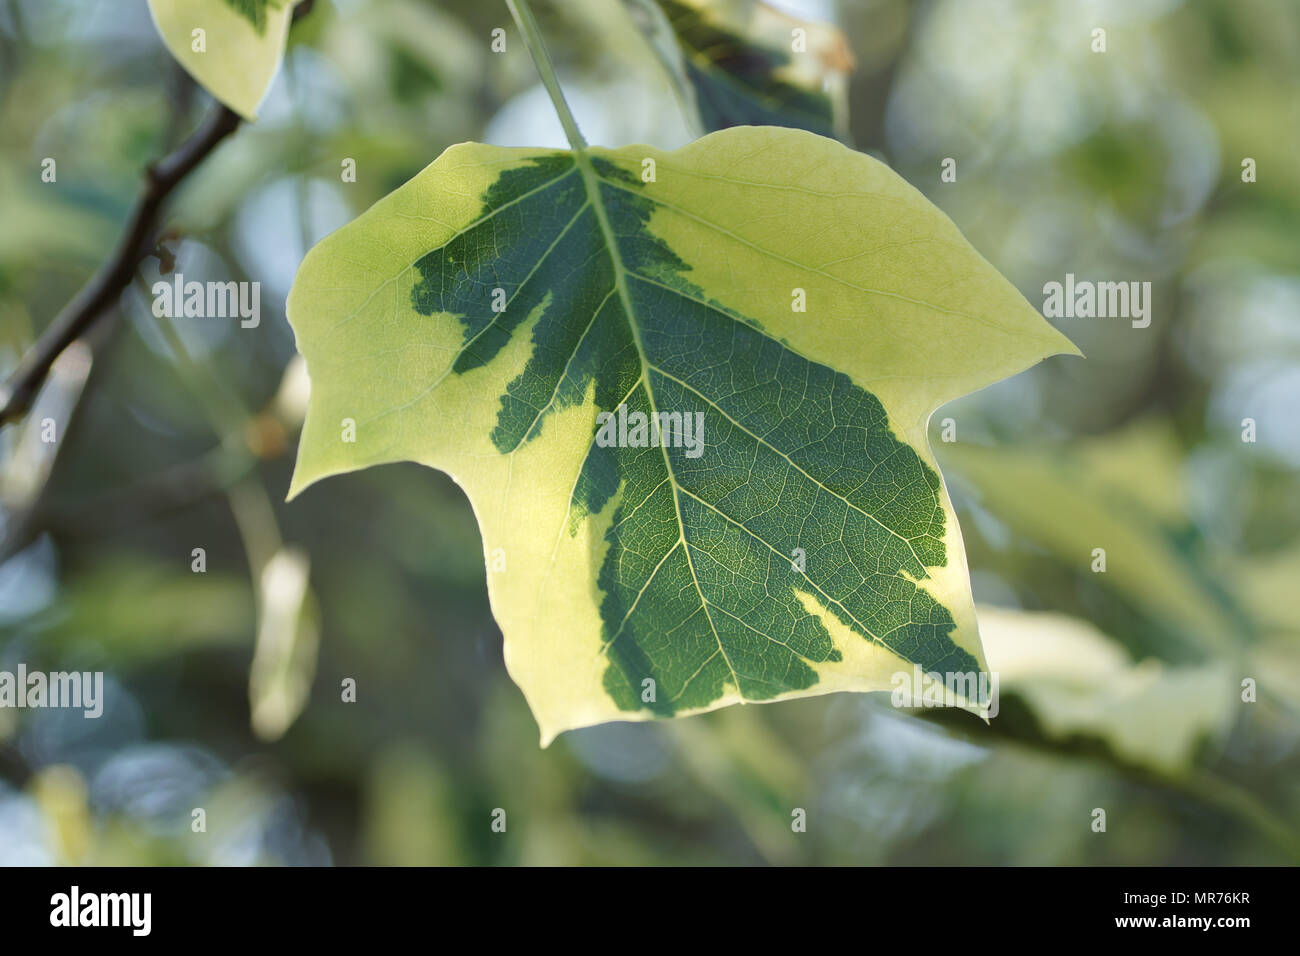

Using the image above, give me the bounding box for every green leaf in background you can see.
[647,0,855,141]
[287,125,1076,744]
[29,553,253,663]
[977,605,1235,777]
[147,0,295,119]
[941,422,1252,659]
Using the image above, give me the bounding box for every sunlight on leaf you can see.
[287,125,1076,744]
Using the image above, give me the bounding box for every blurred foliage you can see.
[1,0,1299,865]
[642,0,855,140]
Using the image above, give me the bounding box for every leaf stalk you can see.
[506,0,588,152]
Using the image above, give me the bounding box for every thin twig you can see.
[0,103,241,427]
[506,0,588,150]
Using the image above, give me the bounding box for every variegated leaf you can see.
[287,126,1077,744]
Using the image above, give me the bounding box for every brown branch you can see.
[0,0,317,428]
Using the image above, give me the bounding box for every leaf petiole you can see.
[506,0,589,152]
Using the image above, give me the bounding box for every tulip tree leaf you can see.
[287,125,1077,744]
[147,0,295,120]
[651,0,855,140]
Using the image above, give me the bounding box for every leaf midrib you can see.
[573,151,744,693]
[499,151,927,679]
[572,153,937,684]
